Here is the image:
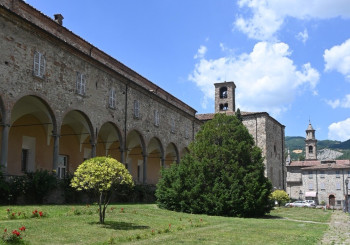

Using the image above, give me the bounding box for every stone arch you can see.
[126,129,146,183]
[96,121,123,162]
[220,86,228,98]
[59,110,95,174]
[164,142,179,167]
[8,95,57,175]
[147,137,164,184]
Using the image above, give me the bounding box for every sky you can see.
[24,0,350,141]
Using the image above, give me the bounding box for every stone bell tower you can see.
[214,81,236,113]
[305,122,317,160]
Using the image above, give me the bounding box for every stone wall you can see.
[0,1,200,182]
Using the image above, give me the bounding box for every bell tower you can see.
[305,122,317,160]
[214,81,236,113]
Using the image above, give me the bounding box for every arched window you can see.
[223,103,228,111]
[220,87,228,98]
[308,146,313,153]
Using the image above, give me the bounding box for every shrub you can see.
[156,113,273,217]
[270,190,290,206]
[24,170,57,204]
[71,157,134,224]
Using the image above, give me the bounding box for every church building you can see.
[196,82,286,190]
[286,122,350,208]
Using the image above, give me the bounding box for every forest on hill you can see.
[285,136,350,161]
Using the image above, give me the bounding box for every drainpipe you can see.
[123,83,129,164]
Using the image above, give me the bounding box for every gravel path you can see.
[319,211,350,244]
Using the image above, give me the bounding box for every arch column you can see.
[52,133,60,171]
[161,157,165,167]
[0,123,9,172]
[91,142,96,158]
[120,148,125,164]
[143,154,147,184]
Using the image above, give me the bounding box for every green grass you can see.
[0,204,332,245]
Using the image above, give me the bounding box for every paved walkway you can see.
[319,211,350,244]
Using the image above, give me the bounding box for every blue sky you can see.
[25,0,350,141]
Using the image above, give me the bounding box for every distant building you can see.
[196,82,286,190]
[286,122,350,208]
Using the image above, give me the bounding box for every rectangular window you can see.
[336,170,340,178]
[76,72,86,95]
[320,182,325,190]
[109,88,116,109]
[21,149,29,172]
[57,155,68,179]
[320,170,325,178]
[308,171,313,179]
[134,100,140,118]
[337,200,342,206]
[348,170,350,178]
[336,182,341,190]
[33,51,45,78]
[185,128,190,139]
[171,117,175,133]
[154,110,159,126]
[308,182,313,190]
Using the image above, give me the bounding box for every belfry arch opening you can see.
[8,95,56,175]
[219,87,228,98]
[308,145,313,153]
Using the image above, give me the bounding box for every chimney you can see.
[54,14,64,25]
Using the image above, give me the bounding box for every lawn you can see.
[0,204,331,245]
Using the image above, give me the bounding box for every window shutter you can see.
[76,72,81,94]
[39,54,45,77]
[33,52,40,76]
[134,100,139,118]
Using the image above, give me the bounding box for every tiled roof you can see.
[289,160,350,170]
[196,111,265,121]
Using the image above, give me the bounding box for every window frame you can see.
[134,100,140,118]
[154,109,159,126]
[76,72,86,96]
[108,88,116,109]
[33,51,46,78]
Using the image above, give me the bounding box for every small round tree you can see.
[156,113,273,217]
[71,157,133,224]
[270,190,289,206]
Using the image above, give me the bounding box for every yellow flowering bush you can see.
[71,157,133,223]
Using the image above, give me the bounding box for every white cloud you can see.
[188,42,320,116]
[324,38,350,80]
[194,45,207,59]
[328,118,350,141]
[326,94,350,109]
[296,29,308,44]
[235,0,350,40]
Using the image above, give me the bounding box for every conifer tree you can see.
[156,113,273,217]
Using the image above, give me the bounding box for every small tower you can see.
[214,81,236,113]
[305,122,317,160]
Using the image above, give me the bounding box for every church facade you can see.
[0,0,285,189]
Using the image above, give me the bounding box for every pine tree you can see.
[156,113,273,217]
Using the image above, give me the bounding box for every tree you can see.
[71,157,133,224]
[236,108,243,122]
[270,190,289,206]
[156,113,273,217]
